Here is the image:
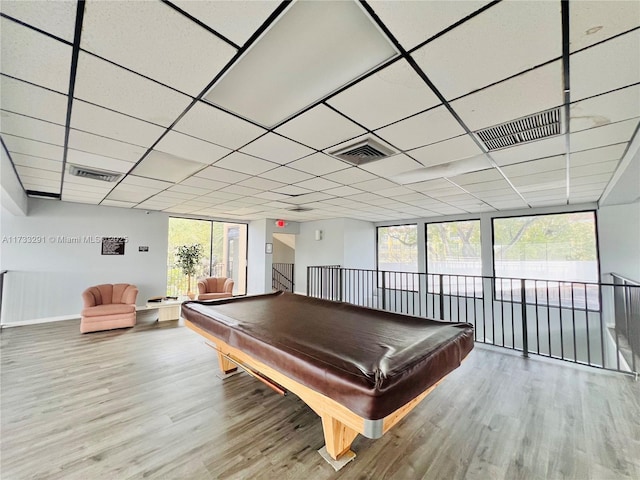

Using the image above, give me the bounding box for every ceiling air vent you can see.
[287,206,312,212]
[475,107,562,151]
[328,137,396,166]
[69,164,122,182]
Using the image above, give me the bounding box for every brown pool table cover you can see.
[182,291,473,420]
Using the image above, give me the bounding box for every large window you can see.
[493,212,598,282]
[377,225,418,272]
[426,220,482,296]
[377,225,418,291]
[167,218,247,296]
[493,211,599,309]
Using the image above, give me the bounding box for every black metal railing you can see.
[612,273,639,373]
[272,263,294,292]
[307,266,639,376]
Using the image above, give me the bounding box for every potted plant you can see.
[175,244,204,299]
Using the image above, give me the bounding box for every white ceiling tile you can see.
[218,184,262,197]
[132,150,205,183]
[1,134,64,161]
[322,167,378,184]
[174,101,266,149]
[510,171,565,192]
[0,111,65,145]
[106,187,156,203]
[352,178,398,192]
[67,129,147,163]
[70,100,165,147]
[571,118,638,152]
[272,185,311,196]
[275,104,366,150]
[154,130,231,165]
[16,165,61,181]
[360,154,422,177]
[571,1,640,53]
[408,134,483,167]
[287,153,350,176]
[452,61,564,131]
[293,177,342,192]
[0,76,68,124]
[391,154,492,184]
[167,184,210,196]
[491,135,566,167]
[570,85,640,132]
[213,152,277,175]
[1,0,77,42]
[180,176,229,191]
[571,183,609,194]
[376,186,416,198]
[101,199,136,208]
[153,190,195,201]
[570,144,627,167]
[571,30,640,101]
[120,175,173,190]
[501,156,565,177]
[66,149,134,174]
[236,177,286,191]
[10,152,62,172]
[451,168,505,185]
[282,192,331,204]
[0,17,72,93]
[327,59,440,129]
[413,1,561,100]
[376,105,464,150]
[196,166,250,184]
[22,181,59,193]
[74,52,191,127]
[240,133,314,164]
[570,173,614,186]
[322,185,362,197]
[258,166,314,184]
[370,0,490,51]
[571,160,618,178]
[81,1,236,96]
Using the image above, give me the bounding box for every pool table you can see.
[182,291,473,461]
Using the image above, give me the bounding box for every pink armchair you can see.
[197,277,234,300]
[81,283,139,333]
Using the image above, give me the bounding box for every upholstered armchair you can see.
[80,283,139,333]
[198,277,234,300]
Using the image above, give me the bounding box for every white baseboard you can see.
[1,314,80,328]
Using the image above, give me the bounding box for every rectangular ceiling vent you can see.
[287,206,312,212]
[328,137,397,166]
[475,107,562,151]
[69,164,122,182]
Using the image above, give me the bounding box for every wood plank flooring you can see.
[1,316,639,480]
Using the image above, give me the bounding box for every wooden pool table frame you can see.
[185,319,446,461]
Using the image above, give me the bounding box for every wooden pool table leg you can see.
[321,414,359,460]
[216,351,238,375]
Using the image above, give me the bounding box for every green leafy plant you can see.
[175,244,204,295]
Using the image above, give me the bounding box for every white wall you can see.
[1,147,27,216]
[598,202,640,282]
[0,199,168,324]
[272,237,295,263]
[343,219,375,269]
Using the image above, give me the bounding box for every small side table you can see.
[146,299,183,322]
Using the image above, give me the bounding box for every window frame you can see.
[425,218,483,298]
[376,224,419,292]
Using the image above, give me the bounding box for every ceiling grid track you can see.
[59,0,86,198]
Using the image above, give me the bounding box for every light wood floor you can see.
[1,315,639,480]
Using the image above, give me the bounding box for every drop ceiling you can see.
[1,0,638,222]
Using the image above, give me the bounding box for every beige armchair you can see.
[81,283,138,333]
[198,277,234,300]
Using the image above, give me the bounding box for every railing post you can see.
[338,268,343,302]
[381,271,386,310]
[521,278,529,358]
[438,274,444,320]
[306,267,311,296]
